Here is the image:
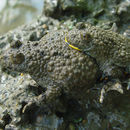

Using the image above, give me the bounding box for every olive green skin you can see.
[69,23,130,69]
[0,23,129,102]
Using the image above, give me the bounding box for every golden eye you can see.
[81,33,91,41]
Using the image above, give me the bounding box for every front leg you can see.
[37,84,62,105]
[101,62,126,79]
[99,80,123,103]
[22,84,62,114]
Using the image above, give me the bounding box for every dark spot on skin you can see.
[10,40,22,48]
[10,53,25,64]
[36,50,40,53]
[33,42,39,46]
[40,51,44,56]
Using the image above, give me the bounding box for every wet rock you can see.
[117,1,130,15]
[0,71,37,126]
[43,0,117,19]
[0,69,64,129]
[43,0,130,32]
[5,124,18,130]
[0,16,60,52]
[43,0,59,17]
[35,114,63,129]
[117,1,130,32]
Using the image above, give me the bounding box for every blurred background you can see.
[0,0,43,35]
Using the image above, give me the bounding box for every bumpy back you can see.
[24,30,99,88]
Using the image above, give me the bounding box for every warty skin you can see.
[0,23,129,103]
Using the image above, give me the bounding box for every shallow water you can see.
[0,0,43,35]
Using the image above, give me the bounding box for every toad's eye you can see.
[10,53,25,64]
[80,32,91,41]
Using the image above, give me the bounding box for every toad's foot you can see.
[99,80,123,103]
[22,85,62,113]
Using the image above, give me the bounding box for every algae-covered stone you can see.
[43,0,120,19]
[43,0,130,31]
